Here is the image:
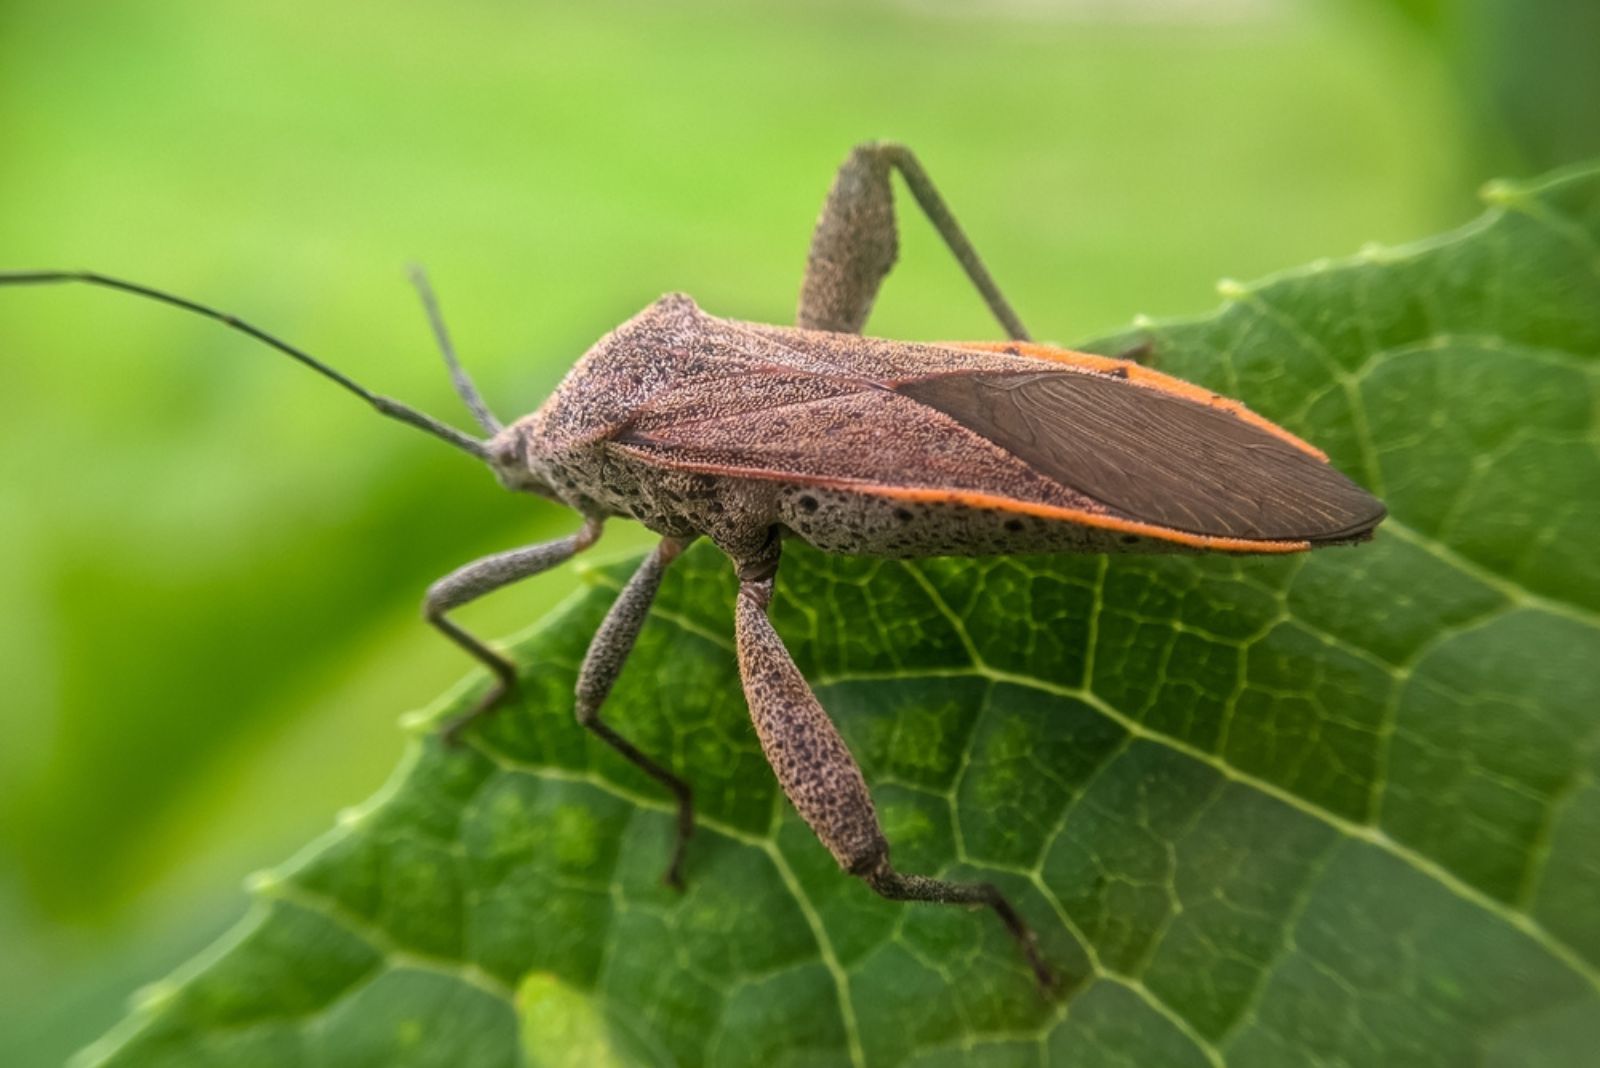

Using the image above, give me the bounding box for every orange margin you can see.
[610,445,1312,555]
[847,485,1310,554]
[948,340,1329,463]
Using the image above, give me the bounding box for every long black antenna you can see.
[407,265,503,435]
[0,269,490,460]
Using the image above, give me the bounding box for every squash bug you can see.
[0,142,1385,991]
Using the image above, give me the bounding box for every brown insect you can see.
[0,142,1385,991]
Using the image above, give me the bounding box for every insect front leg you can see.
[425,517,603,743]
[575,537,697,888]
[798,141,1030,340]
[732,558,1056,992]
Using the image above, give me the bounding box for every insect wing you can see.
[895,369,1385,543]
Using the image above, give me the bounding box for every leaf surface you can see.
[84,166,1600,1067]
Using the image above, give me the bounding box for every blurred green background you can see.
[0,1,1592,1063]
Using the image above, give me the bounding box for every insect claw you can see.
[437,677,517,747]
[661,862,686,893]
[1025,944,1059,999]
[438,703,486,748]
[653,780,694,892]
[438,714,473,749]
[1112,339,1155,365]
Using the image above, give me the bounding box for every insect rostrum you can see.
[0,141,1384,993]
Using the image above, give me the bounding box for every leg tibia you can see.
[797,141,1030,339]
[864,863,1055,991]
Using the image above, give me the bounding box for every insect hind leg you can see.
[733,562,1054,992]
[797,141,1030,340]
[574,537,697,889]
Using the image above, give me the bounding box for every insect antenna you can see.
[0,269,490,460]
[407,265,502,434]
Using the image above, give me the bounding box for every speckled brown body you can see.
[488,292,1383,563]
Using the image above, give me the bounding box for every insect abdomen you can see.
[775,483,1232,557]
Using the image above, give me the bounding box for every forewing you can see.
[896,370,1386,542]
[614,388,1093,509]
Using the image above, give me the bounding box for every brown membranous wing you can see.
[896,370,1385,543]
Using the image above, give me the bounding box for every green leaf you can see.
[81,164,1600,1068]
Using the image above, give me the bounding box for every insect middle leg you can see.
[425,517,603,743]
[575,537,697,888]
[732,557,1055,991]
[798,140,1030,340]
